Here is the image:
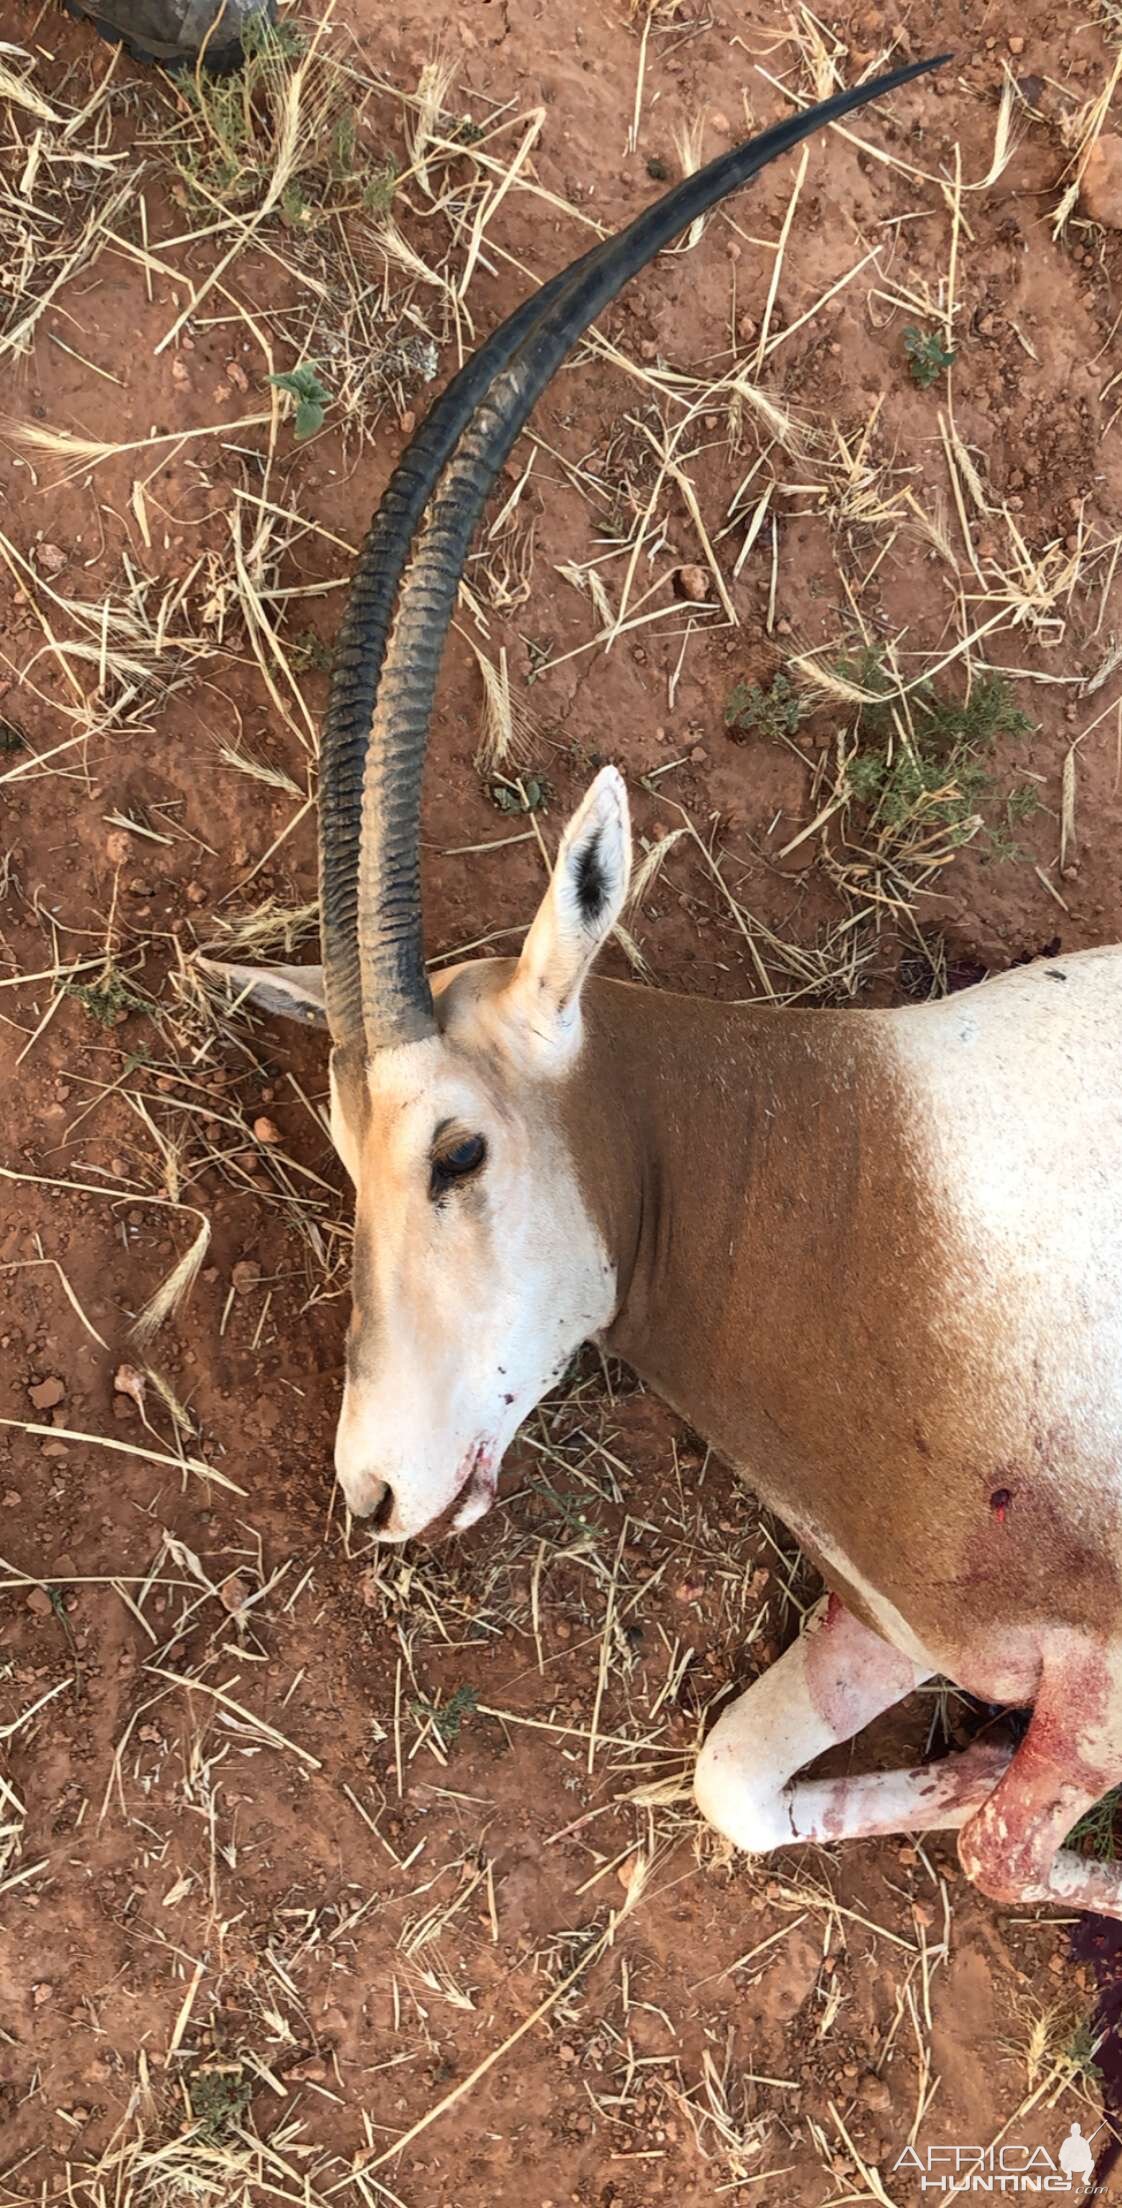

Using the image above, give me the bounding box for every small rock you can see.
[231,1259,261,1295]
[558,2042,579,2066]
[185,880,208,906]
[399,408,416,435]
[675,563,709,602]
[252,1115,281,1145]
[1082,135,1122,229]
[33,543,66,577]
[105,829,132,866]
[31,1982,53,2006]
[1007,31,1025,51]
[171,356,190,386]
[114,1364,147,1411]
[227,359,249,392]
[26,1587,53,1617]
[28,1375,65,1412]
[290,2055,328,2084]
[617,1851,642,1892]
[219,1573,252,1614]
[859,2073,892,2111]
[4,1490,21,1508]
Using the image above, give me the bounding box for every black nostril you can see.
[371,1484,394,1532]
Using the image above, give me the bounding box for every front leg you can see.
[695,1596,1011,1851]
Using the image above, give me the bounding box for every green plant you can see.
[361,164,397,216]
[268,365,332,440]
[1062,2020,1105,2093]
[172,14,390,227]
[724,670,806,743]
[67,972,145,1027]
[188,2061,254,2142]
[175,17,305,206]
[411,1683,478,1748]
[290,627,333,673]
[1070,1785,1122,1861]
[903,324,955,388]
[844,670,1037,860]
[489,772,549,814]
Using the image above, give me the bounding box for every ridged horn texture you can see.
[320,54,948,1054]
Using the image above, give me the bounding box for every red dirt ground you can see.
[2,0,1122,2200]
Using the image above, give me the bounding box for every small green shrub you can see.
[903,324,956,388]
[724,671,806,743]
[268,365,332,440]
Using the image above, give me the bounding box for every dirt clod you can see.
[27,1376,65,1412]
[1082,136,1122,228]
[675,564,709,601]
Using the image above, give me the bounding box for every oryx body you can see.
[215,58,1122,1917]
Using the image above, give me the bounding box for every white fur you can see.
[331,780,630,1540]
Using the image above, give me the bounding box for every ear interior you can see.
[507,766,631,1033]
[200,958,328,1028]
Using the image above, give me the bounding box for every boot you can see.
[64,0,275,71]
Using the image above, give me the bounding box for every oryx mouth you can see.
[451,1443,498,1533]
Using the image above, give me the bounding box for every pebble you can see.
[253,1115,281,1145]
[28,1375,65,1412]
[290,2055,328,2084]
[31,1982,53,2006]
[232,1259,261,1295]
[4,1490,21,1508]
[105,829,131,866]
[859,2073,892,2111]
[675,563,709,602]
[26,1587,53,1617]
[1082,135,1122,229]
[33,543,66,577]
[113,1364,147,1410]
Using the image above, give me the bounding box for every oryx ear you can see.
[504,767,631,1043]
[200,958,328,1028]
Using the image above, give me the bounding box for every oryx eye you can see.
[430,1132,487,1199]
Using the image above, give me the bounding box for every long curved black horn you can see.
[328,55,949,1053]
[319,259,607,1046]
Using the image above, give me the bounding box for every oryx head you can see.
[211,58,943,1540]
